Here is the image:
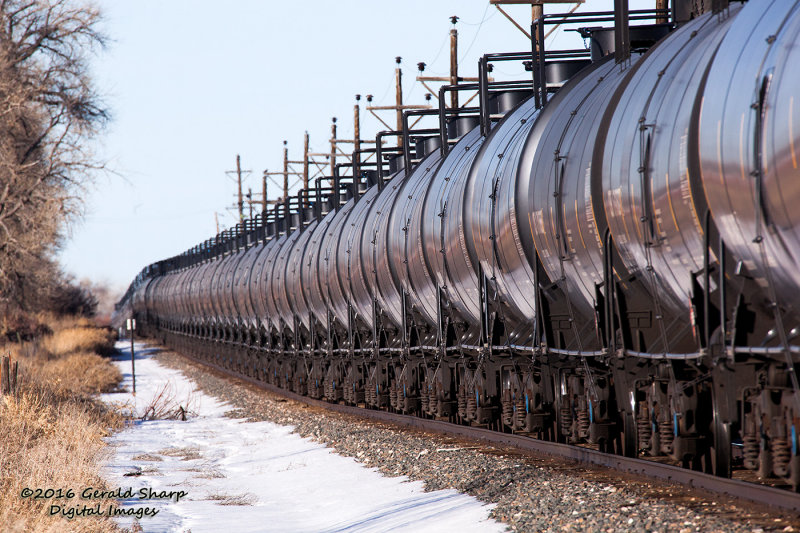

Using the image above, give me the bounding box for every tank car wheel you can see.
[621,411,637,458]
[553,395,566,444]
[711,400,732,478]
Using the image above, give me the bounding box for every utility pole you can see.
[303,132,309,206]
[247,187,253,218]
[533,4,543,51]
[366,60,431,150]
[354,95,361,175]
[264,140,303,205]
[655,0,667,23]
[215,212,220,233]
[226,155,251,221]
[395,56,403,146]
[330,117,337,176]
[450,16,459,109]
[236,155,243,220]
[262,171,268,214]
[283,140,289,201]
[416,17,483,110]
[489,1,581,43]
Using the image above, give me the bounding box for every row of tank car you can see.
[116,1,800,489]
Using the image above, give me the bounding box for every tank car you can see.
[114,0,800,490]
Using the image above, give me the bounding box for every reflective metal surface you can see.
[263,234,288,330]
[320,198,356,329]
[250,238,278,331]
[465,95,540,341]
[390,149,444,328]
[362,170,406,329]
[304,209,335,328]
[699,0,800,314]
[273,228,302,329]
[527,56,635,326]
[340,186,380,330]
[603,11,738,320]
[235,243,264,329]
[424,126,485,341]
[286,220,318,331]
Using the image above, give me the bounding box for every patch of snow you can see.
[101,342,504,532]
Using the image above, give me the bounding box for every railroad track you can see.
[174,345,800,516]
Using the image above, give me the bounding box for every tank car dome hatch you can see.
[361,169,379,188]
[446,115,480,140]
[386,153,404,174]
[541,60,592,89]
[414,136,442,160]
[487,90,530,117]
[338,181,355,205]
[578,23,673,62]
[300,206,315,223]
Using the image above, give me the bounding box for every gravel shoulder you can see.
[153,347,800,533]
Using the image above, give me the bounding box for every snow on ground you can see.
[101,342,505,532]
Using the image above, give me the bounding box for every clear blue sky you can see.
[58,0,646,293]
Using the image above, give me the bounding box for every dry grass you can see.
[40,320,116,358]
[0,318,125,532]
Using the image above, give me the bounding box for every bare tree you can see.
[0,0,107,313]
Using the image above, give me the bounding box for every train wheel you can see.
[711,400,732,478]
[621,412,637,458]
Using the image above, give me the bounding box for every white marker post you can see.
[126,318,136,394]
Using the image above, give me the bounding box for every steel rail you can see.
[177,346,800,514]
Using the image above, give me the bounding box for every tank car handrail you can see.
[539,9,669,26]
[732,345,800,356]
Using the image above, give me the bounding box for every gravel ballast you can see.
[152,348,799,533]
